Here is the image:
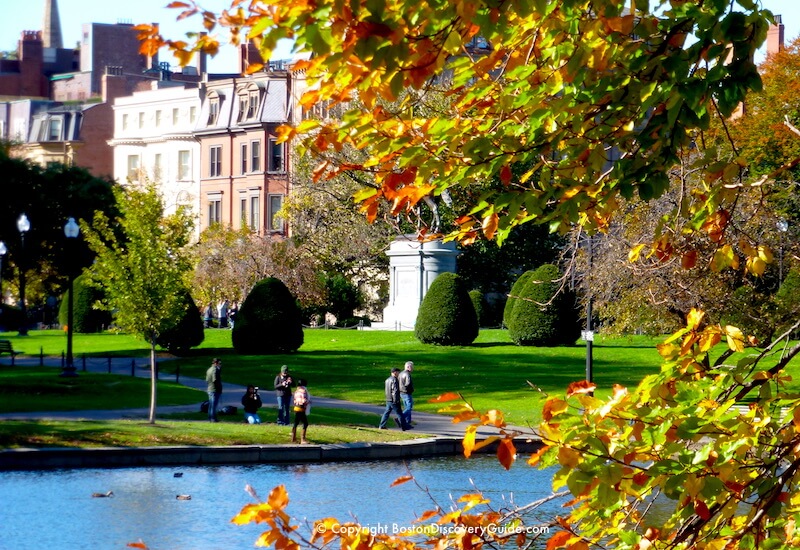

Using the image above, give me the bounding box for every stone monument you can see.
[377,236,459,330]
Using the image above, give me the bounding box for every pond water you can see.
[2,455,564,550]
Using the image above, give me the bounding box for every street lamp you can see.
[61,217,80,377]
[0,241,6,306]
[777,218,789,284]
[16,214,30,336]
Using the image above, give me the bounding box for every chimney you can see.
[767,14,784,56]
[42,0,64,48]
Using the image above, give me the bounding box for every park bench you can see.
[0,339,21,365]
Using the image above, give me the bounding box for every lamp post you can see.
[777,218,789,284]
[0,241,6,306]
[61,217,80,377]
[16,214,30,336]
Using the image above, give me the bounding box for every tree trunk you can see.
[148,338,157,424]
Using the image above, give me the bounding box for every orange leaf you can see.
[546,531,572,550]
[415,508,441,522]
[127,542,149,549]
[452,410,481,423]
[267,485,289,510]
[500,164,512,185]
[566,380,596,397]
[681,249,697,269]
[482,213,499,240]
[527,444,549,466]
[694,499,711,521]
[390,475,413,487]
[429,392,462,403]
[543,398,569,421]
[497,439,516,470]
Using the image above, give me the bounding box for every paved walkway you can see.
[1,355,526,439]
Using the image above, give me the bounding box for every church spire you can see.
[42,0,63,49]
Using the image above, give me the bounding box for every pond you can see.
[3,455,563,549]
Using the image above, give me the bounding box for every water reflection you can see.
[3,455,564,549]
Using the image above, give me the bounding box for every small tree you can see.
[508,264,580,346]
[83,181,194,423]
[155,288,205,355]
[502,270,534,329]
[415,272,478,346]
[232,277,304,354]
[57,273,111,333]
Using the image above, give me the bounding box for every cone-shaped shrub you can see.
[469,289,486,327]
[508,264,581,346]
[415,272,479,346]
[232,277,304,354]
[503,270,534,328]
[156,289,205,355]
[58,273,112,333]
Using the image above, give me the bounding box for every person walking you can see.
[398,360,415,427]
[291,379,311,444]
[241,385,263,424]
[273,365,293,425]
[205,358,223,422]
[379,368,411,430]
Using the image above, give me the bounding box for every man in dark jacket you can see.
[379,368,410,430]
[205,358,222,422]
[273,365,293,425]
[241,385,263,424]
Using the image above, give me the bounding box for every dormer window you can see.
[236,83,261,122]
[207,93,220,125]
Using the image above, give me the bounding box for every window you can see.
[190,106,197,123]
[153,153,162,181]
[247,91,259,119]
[207,98,219,125]
[208,195,222,225]
[240,143,248,174]
[268,194,284,232]
[178,150,190,180]
[47,118,61,140]
[155,110,162,127]
[138,112,145,129]
[250,195,260,231]
[240,196,247,225]
[209,145,222,177]
[251,140,261,172]
[237,96,248,122]
[127,155,140,181]
[122,114,129,131]
[268,137,284,172]
[172,108,179,125]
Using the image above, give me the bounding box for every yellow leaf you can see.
[758,245,774,263]
[463,424,478,458]
[686,308,705,330]
[557,446,582,468]
[628,243,646,262]
[725,325,745,352]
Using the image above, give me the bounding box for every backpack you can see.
[293,387,308,407]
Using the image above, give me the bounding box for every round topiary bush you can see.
[415,272,479,346]
[58,273,112,333]
[508,264,581,346]
[469,289,486,327]
[156,289,205,355]
[503,270,534,329]
[232,277,304,354]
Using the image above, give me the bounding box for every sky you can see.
[0,0,798,71]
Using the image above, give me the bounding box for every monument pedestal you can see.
[373,236,458,330]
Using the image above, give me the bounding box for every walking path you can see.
[1,355,528,439]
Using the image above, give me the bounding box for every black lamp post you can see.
[61,217,80,377]
[16,214,30,336]
[0,240,6,306]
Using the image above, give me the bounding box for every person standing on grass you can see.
[241,385,262,424]
[379,368,410,431]
[206,358,222,422]
[291,379,311,444]
[274,365,293,425]
[398,360,415,427]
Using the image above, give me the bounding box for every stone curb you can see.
[0,437,543,471]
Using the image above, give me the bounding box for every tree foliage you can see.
[155,288,205,355]
[83,182,193,423]
[415,272,478,346]
[231,277,304,354]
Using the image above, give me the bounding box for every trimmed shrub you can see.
[415,272,479,346]
[232,277,304,354]
[508,264,581,346]
[156,289,205,355]
[469,289,486,327]
[58,273,112,333]
[503,270,534,328]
